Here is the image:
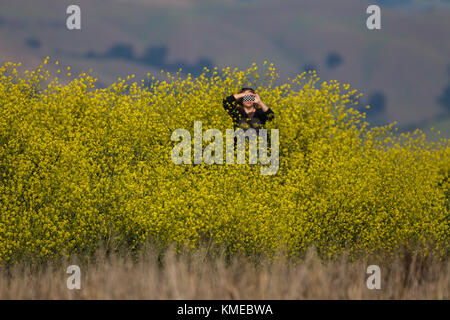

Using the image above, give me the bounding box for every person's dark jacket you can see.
[222,95,275,132]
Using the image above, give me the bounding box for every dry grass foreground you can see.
[1,246,448,299]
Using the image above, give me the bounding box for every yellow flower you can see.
[0,58,448,264]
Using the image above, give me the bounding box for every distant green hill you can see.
[0,0,449,137]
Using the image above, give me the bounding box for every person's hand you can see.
[252,93,270,112]
[252,93,262,105]
[234,92,246,100]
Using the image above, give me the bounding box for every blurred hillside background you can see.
[0,0,449,138]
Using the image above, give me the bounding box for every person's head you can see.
[236,87,257,109]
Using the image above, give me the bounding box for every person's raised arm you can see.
[223,92,245,115]
[253,93,271,113]
[233,92,246,100]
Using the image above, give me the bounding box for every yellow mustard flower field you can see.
[0,59,448,264]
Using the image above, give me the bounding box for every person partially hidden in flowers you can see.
[223,87,275,133]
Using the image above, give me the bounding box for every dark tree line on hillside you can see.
[85,43,214,77]
[301,52,344,73]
